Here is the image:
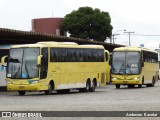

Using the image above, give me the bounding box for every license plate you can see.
[123,81,128,84]
[19,86,25,89]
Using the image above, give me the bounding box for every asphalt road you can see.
[0,81,160,119]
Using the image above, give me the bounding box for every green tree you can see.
[62,7,113,42]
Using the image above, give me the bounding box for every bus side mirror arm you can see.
[37,55,43,67]
[1,56,8,67]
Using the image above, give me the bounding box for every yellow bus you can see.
[1,42,108,95]
[111,46,159,89]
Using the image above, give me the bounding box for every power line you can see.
[133,34,160,36]
[120,34,160,36]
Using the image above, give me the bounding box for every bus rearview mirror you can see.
[1,56,8,67]
[37,55,43,67]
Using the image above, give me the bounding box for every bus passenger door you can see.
[105,50,111,83]
[40,48,48,79]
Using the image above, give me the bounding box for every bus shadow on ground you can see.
[114,85,158,90]
[10,89,104,96]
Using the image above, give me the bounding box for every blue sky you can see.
[0,0,160,49]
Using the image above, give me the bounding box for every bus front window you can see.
[112,52,125,74]
[112,51,140,75]
[126,52,140,74]
[7,48,40,79]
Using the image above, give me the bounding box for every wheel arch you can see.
[93,78,97,87]
[142,76,144,84]
[49,80,55,90]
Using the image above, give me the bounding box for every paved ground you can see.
[0,81,160,119]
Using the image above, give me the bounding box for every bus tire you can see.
[89,80,96,92]
[116,85,120,89]
[138,77,144,88]
[84,80,90,92]
[128,85,134,88]
[79,80,90,92]
[138,84,142,88]
[18,91,26,96]
[45,82,53,95]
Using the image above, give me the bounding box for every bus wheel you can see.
[84,80,90,92]
[45,82,53,95]
[18,91,26,96]
[116,85,120,89]
[128,85,134,88]
[89,80,96,92]
[138,84,142,88]
[79,80,90,92]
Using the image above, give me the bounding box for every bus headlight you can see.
[133,77,139,80]
[112,77,118,80]
[7,81,13,84]
[31,81,39,84]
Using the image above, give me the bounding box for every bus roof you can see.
[11,41,105,49]
[113,46,158,53]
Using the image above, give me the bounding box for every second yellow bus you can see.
[111,46,159,89]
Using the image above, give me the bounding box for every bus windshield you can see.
[7,48,40,79]
[112,51,140,75]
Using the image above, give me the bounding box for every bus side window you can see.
[50,48,58,62]
[99,50,104,62]
[77,49,83,62]
[143,51,145,62]
[73,49,78,62]
[67,48,73,62]
[60,48,67,62]
[141,51,144,67]
[154,53,158,63]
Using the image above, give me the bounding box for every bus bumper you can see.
[7,83,48,91]
[112,80,140,85]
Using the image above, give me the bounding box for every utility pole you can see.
[124,31,134,46]
[112,34,119,44]
[112,29,126,44]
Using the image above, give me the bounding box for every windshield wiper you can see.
[25,62,30,78]
[118,63,125,74]
[126,64,132,74]
[13,64,21,78]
